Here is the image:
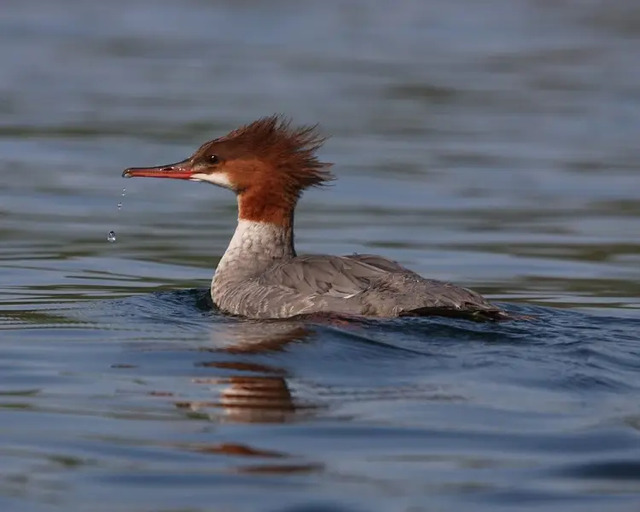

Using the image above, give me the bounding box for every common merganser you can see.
[123,116,508,321]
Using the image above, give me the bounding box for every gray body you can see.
[211,220,505,320]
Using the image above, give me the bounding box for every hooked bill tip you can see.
[122,169,132,178]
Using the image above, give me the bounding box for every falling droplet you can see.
[107,231,116,243]
[117,202,122,210]
[121,188,126,197]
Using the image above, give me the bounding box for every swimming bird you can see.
[123,116,508,321]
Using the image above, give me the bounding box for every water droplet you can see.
[121,188,126,197]
[117,202,122,210]
[107,231,116,243]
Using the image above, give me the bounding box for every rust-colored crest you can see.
[197,115,334,193]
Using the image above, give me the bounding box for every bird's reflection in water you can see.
[175,320,316,424]
[172,320,323,474]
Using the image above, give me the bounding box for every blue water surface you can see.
[1,1,639,511]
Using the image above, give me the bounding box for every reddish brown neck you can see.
[237,186,297,227]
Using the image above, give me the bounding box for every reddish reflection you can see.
[175,321,316,424]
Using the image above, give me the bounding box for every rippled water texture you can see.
[1,1,639,511]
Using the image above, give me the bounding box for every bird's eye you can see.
[208,155,219,164]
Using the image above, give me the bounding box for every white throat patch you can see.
[190,172,233,189]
